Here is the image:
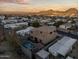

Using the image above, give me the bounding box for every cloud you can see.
[0,0,15,3]
[16,0,30,4]
[0,0,29,4]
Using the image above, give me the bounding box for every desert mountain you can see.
[0,8,77,16]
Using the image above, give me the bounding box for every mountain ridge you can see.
[0,8,77,16]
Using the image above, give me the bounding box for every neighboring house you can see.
[4,22,28,29]
[29,26,57,45]
[49,36,76,57]
[21,40,44,59]
[1,20,18,24]
[0,16,5,20]
[40,20,50,25]
[55,19,61,22]
[16,27,34,37]
[36,49,49,59]
[47,22,55,26]
[59,23,72,30]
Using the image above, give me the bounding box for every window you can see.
[54,31,56,32]
[40,31,42,34]
[35,37,38,43]
[39,40,42,43]
[50,32,52,34]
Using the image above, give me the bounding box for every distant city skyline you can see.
[0,0,78,12]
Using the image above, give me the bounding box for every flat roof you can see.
[66,56,73,59]
[36,50,49,59]
[4,22,28,29]
[30,26,57,45]
[49,36,77,56]
[16,27,34,36]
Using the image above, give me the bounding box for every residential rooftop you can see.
[49,36,77,56]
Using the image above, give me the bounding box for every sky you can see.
[0,0,78,12]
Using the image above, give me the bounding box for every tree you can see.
[32,20,40,27]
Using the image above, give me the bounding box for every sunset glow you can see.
[0,0,77,12]
[16,0,29,4]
